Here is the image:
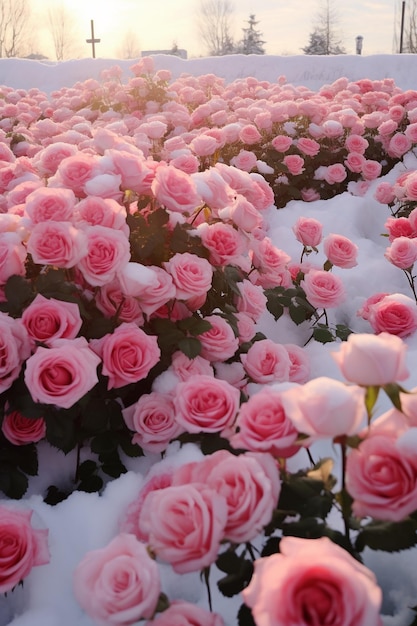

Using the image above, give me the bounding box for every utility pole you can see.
[400,1,406,53]
[86,19,101,58]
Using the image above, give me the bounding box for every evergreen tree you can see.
[237,14,265,55]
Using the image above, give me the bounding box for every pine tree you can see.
[237,14,265,55]
[302,0,346,55]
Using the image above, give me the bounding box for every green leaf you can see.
[45,411,78,454]
[217,559,253,598]
[382,383,403,411]
[266,293,284,321]
[15,444,38,476]
[44,485,69,505]
[312,326,335,344]
[77,475,104,493]
[77,460,98,481]
[178,337,201,359]
[177,316,212,336]
[355,518,417,553]
[216,550,242,574]
[289,303,308,325]
[3,275,33,315]
[237,604,256,626]
[90,431,118,455]
[335,324,354,341]
[0,465,28,499]
[365,385,380,418]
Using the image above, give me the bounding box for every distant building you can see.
[141,48,187,59]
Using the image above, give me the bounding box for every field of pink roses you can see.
[2,55,417,625]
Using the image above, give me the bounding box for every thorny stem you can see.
[404,269,417,303]
[340,441,353,552]
[203,567,212,612]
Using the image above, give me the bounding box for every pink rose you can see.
[243,536,382,626]
[198,221,246,266]
[281,377,366,442]
[231,386,299,457]
[95,280,144,325]
[231,149,258,172]
[164,252,213,301]
[24,337,101,408]
[175,450,281,544]
[251,237,291,286]
[152,165,202,214]
[333,332,409,386]
[292,216,323,247]
[24,187,76,223]
[384,216,413,241]
[138,483,227,573]
[345,133,369,153]
[385,236,417,269]
[374,182,396,204]
[367,293,417,337]
[90,323,160,389]
[357,292,389,321]
[77,225,130,287]
[345,151,365,173]
[0,506,50,593]
[323,233,358,268]
[301,187,320,202]
[361,159,382,180]
[122,392,182,453]
[73,533,160,625]
[0,232,26,284]
[388,132,412,157]
[285,343,311,383]
[283,154,305,176]
[241,339,291,384]
[26,221,87,268]
[2,410,46,445]
[51,153,98,197]
[0,313,30,394]
[74,196,128,233]
[223,194,263,232]
[301,269,346,308]
[346,432,417,521]
[235,279,267,322]
[174,374,240,433]
[149,600,224,626]
[170,350,213,380]
[105,149,154,194]
[239,124,262,145]
[271,135,293,152]
[324,163,347,184]
[296,137,320,157]
[35,141,78,176]
[21,294,82,347]
[197,314,239,362]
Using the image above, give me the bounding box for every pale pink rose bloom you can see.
[178,449,281,544]
[152,165,202,214]
[171,350,213,380]
[26,221,87,268]
[231,149,257,172]
[281,377,366,442]
[405,174,417,201]
[292,216,323,247]
[377,119,398,135]
[388,132,412,157]
[235,279,267,322]
[385,236,417,269]
[83,173,123,201]
[174,374,240,433]
[243,536,382,626]
[301,269,346,309]
[189,134,219,156]
[191,168,235,211]
[74,196,128,233]
[405,121,417,142]
[283,154,305,175]
[367,293,417,337]
[235,311,256,344]
[271,135,293,152]
[300,187,320,202]
[230,386,299,457]
[198,221,246,266]
[0,506,50,594]
[323,233,358,268]
[24,337,100,409]
[2,410,46,445]
[77,225,130,287]
[164,252,213,301]
[333,332,409,386]
[374,181,396,204]
[345,151,365,173]
[384,216,414,241]
[140,119,167,139]
[95,280,144,325]
[324,163,347,184]
[138,483,227,573]
[149,601,225,626]
[103,149,153,194]
[197,314,239,362]
[122,392,182,453]
[21,294,82,347]
[6,180,43,208]
[239,124,262,145]
[345,133,369,153]
[219,194,263,232]
[361,159,382,180]
[346,432,417,521]
[284,343,311,383]
[214,361,247,390]
[34,141,78,177]
[90,323,160,389]
[24,187,76,223]
[169,152,200,174]
[323,119,344,137]
[73,533,160,625]
[0,313,30,394]
[296,137,320,157]
[357,292,389,321]
[241,339,291,384]
[50,153,98,197]
[130,56,154,75]
[0,232,26,284]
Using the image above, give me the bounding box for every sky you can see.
[29,0,400,60]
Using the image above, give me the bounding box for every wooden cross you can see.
[86,19,101,58]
